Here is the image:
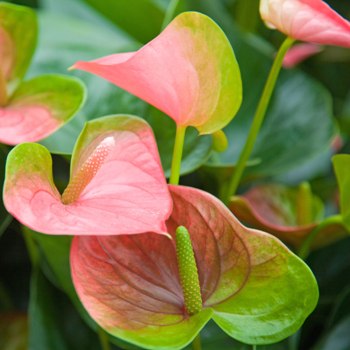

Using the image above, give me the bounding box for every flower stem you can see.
[192,334,202,350]
[298,215,343,260]
[162,0,180,30]
[98,327,111,350]
[224,36,295,203]
[296,182,313,226]
[0,68,8,106]
[169,125,187,185]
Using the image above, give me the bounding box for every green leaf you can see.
[0,2,37,94]
[29,268,68,350]
[333,154,350,230]
[316,316,350,350]
[83,0,166,43]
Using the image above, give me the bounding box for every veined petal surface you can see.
[4,115,172,235]
[73,12,242,134]
[71,185,318,348]
[260,0,350,47]
[0,75,85,145]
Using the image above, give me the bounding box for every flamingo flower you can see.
[72,12,242,135]
[0,3,85,145]
[229,183,347,250]
[283,43,322,68]
[71,185,318,349]
[3,115,172,236]
[260,0,350,47]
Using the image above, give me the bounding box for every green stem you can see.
[192,334,202,350]
[252,345,258,350]
[296,182,313,226]
[162,0,180,30]
[0,68,8,106]
[298,215,343,260]
[225,36,295,203]
[169,125,187,185]
[0,214,12,238]
[98,327,111,350]
[235,0,260,32]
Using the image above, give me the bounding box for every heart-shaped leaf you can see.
[4,115,171,236]
[73,11,242,134]
[0,75,85,145]
[0,2,37,95]
[71,185,318,349]
[260,0,350,48]
[333,154,350,230]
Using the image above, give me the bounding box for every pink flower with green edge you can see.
[229,183,347,250]
[71,185,318,349]
[283,43,322,68]
[0,3,85,145]
[71,11,242,135]
[3,115,172,236]
[260,0,350,47]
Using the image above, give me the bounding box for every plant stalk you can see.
[192,334,202,350]
[169,125,187,185]
[225,36,295,203]
[298,215,343,260]
[162,0,180,30]
[98,327,111,350]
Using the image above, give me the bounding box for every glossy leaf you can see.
[71,185,318,348]
[4,115,171,236]
[333,154,350,230]
[0,2,37,95]
[0,75,85,145]
[83,0,166,43]
[73,11,242,134]
[229,184,347,249]
[260,0,350,48]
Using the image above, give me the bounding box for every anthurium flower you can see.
[260,0,350,47]
[229,184,347,250]
[71,185,318,349]
[0,3,85,145]
[3,115,172,235]
[72,12,242,135]
[283,43,322,68]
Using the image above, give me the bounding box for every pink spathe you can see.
[260,0,350,47]
[0,105,59,144]
[72,12,242,134]
[283,43,322,67]
[4,117,172,236]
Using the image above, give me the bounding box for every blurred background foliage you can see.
[1,0,350,349]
